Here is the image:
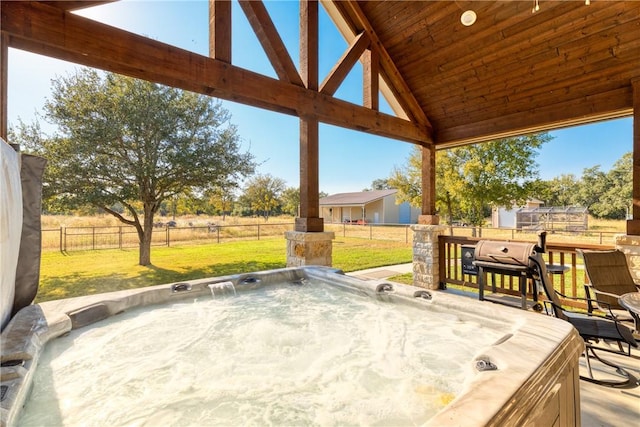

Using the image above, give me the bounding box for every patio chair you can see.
[528,254,639,388]
[577,248,640,330]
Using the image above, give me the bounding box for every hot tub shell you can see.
[0,266,583,427]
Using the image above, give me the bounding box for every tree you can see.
[241,174,286,221]
[281,187,300,216]
[206,183,238,220]
[366,178,392,191]
[389,133,552,228]
[534,174,579,207]
[13,69,255,266]
[590,153,632,219]
[572,166,609,213]
[600,152,632,219]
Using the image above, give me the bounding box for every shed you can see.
[320,190,419,224]
[516,206,588,231]
[492,199,544,228]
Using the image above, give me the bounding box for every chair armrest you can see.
[591,289,624,300]
[554,290,617,318]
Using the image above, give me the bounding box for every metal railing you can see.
[42,221,419,252]
[42,223,296,252]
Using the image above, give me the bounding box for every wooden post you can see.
[418,145,439,225]
[296,0,323,233]
[297,115,323,232]
[628,79,640,235]
[209,0,231,63]
[363,47,378,111]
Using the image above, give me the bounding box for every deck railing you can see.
[439,235,615,310]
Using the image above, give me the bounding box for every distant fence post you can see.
[217,226,220,243]
[166,226,170,247]
[257,224,261,240]
[59,226,63,252]
[92,226,96,250]
[119,226,123,249]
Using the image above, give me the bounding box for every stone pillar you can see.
[615,234,640,281]
[411,224,447,289]
[285,231,335,267]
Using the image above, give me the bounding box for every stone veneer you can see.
[284,231,335,267]
[615,234,640,281]
[410,224,448,290]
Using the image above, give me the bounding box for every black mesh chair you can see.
[528,254,638,388]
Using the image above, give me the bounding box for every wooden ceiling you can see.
[1,1,639,149]
[329,0,640,147]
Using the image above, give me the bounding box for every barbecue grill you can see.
[473,232,547,310]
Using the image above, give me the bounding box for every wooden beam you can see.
[238,0,304,87]
[1,1,430,146]
[300,0,318,90]
[209,0,231,63]
[1,32,7,140]
[319,31,369,96]
[334,0,433,131]
[629,79,640,235]
[363,46,378,111]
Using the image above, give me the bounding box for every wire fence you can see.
[41,222,622,252]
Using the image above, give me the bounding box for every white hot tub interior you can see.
[2,267,583,427]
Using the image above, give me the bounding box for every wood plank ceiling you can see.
[329,0,640,147]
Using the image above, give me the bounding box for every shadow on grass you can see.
[36,260,286,302]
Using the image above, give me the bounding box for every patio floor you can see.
[349,263,640,426]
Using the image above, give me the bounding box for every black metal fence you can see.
[41,222,620,252]
[42,223,296,252]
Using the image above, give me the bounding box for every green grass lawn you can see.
[36,237,412,302]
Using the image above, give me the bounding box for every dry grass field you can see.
[39,214,627,252]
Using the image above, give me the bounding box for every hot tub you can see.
[1,266,583,426]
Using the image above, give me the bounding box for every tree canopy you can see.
[389,134,552,226]
[240,174,287,221]
[13,69,256,265]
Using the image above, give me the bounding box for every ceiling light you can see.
[460,10,477,26]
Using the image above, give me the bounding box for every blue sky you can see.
[6,0,632,195]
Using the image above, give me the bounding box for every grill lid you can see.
[473,240,538,267]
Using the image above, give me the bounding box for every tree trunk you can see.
[139,229,152,266]
[138,204,155,266]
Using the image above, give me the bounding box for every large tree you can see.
[579,153,632,219]
[389,134,552,227]
[534,174,579,208]
[241,174,286,221]
[14,69,255,265]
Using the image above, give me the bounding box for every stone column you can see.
[411,224,447,289]
[615,234,640,281]
[285,231,335,267]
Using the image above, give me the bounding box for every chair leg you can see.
[580,345,639,389]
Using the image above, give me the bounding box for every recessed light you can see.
[461,10,477,27]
